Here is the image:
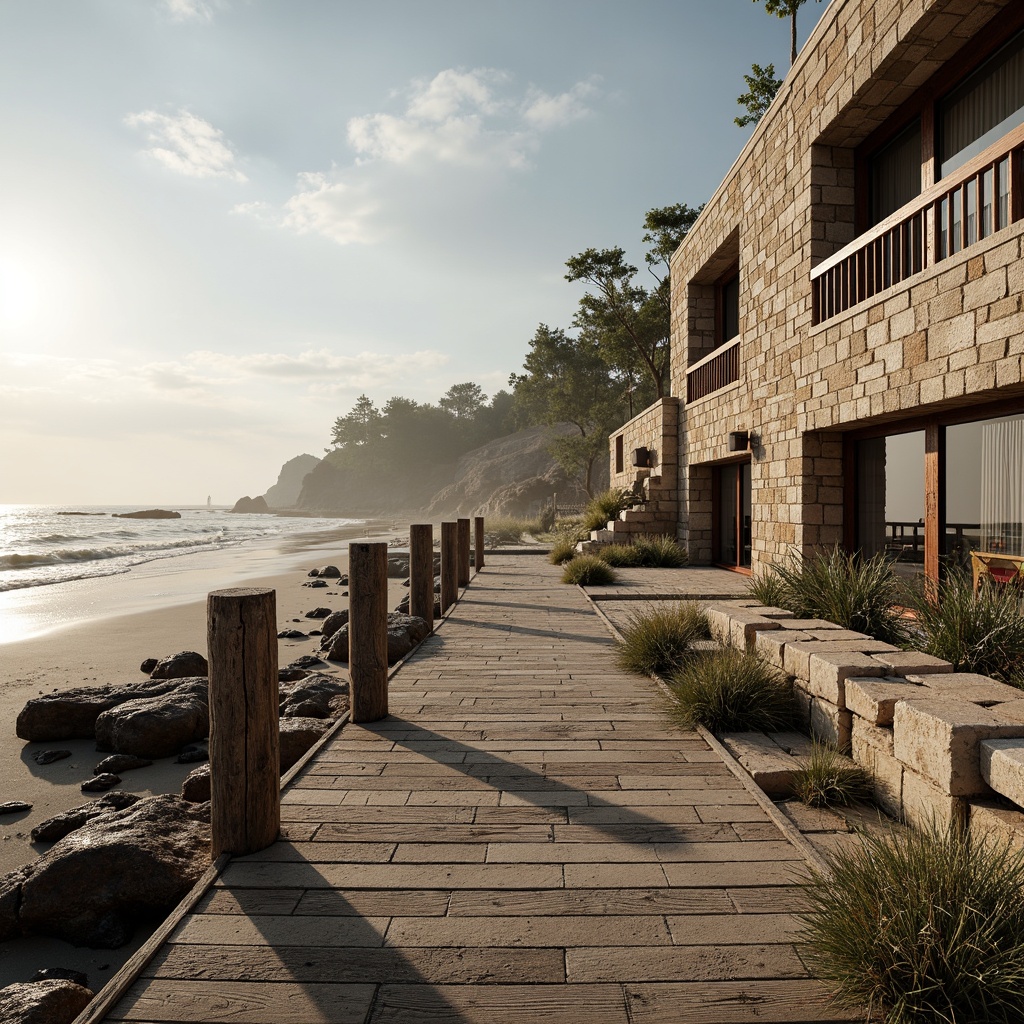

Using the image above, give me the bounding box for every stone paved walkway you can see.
[102,555,856,1024]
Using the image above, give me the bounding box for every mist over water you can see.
[0,505,352,593]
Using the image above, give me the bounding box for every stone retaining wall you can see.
[704,599,1024,849]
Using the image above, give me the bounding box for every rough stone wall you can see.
[608,398,680,532]
[670,0,1020,572]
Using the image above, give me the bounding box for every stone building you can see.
[609,0,1024,583]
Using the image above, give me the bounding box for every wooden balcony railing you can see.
[686,338,740,402]
[812,123,1024,325]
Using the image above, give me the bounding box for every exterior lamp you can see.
[631,447,651,468]
[728,431,750,452]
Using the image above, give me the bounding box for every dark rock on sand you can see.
[30,968,90,987]
[321,609,349,640]
[387,557,410,578]
[180,764,211,803]
[304,607,331,619]
[94,678,208,759]
[279,673,348,719]
[280,717,331,771]
[94,754,152,775]
[176,745,208,764]
[278,667,308,682]
[303,579,329,588]
[112,509,180,520]
[0,802,31,814]
[320,623,349,660]
[0,868,30,941]
[17,678,187,742]
[81,774,121,793]
[32,749,72,765]
[31,793,140,844]
[0,979,94,1024]
[139,658,158,674]
[277,629,307,639]
[290,654,326,669]
[13,795,211,947]
[317,565,341,578]
[150,650,208,679]
[320,613,428,665]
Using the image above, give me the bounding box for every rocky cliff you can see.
[263,454,320,508]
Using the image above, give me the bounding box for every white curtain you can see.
[980,416,1024,557]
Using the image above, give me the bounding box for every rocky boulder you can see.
[230,495,270,514]
[280,717,332,771]
[17,678,187,742]
[31,793,140,844]
[111,509,180,519]
[321,609,349,640]
[320,613,428,664]
[150,650,208,679]
[11,795,210,948]
[279,673,348,719]
[94,677,209,759]
[0,979,94,1024]
[180,763,211,803]
[262,453,320,508]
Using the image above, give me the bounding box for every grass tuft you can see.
[561,555,617,586]
[582,488,635,532]
[547,536,579,565]
[799,821,1024,1023]
[905,571,1024,686]
[792,742,873,808]
[748,571,788,609]
[597,544,643,567]
[630,534,688,568]
[484,516,530,546]
[615,603,710,676]
[668,648,795,732]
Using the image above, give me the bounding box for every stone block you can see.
[754,629,814,670]
[809,696,852,753]
[906,673,1023,705]
[990,700,1024,724]
[785,641,897,681]
[781,619,844,631]
[805,629,871,641]
[729,616,784,651]
[846,676,924,726]
[852,730,902,819]
[719,732,798,797]
[902,768,967,831]
[980,739,1024,808]
[852,714,895,756]
[871,651,952,676]
[807,651,888,708]
[969,800,1024,856]
[893,699,1024,797]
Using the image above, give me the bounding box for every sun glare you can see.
[0,258,40,329]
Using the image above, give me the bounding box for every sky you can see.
[0,0,824,505]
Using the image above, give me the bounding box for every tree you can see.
[642,203,704,286]
[510,324,626,495]
[330,394,383,451]
[439,381,486,420]
[753,0,822,67]
[735,62,783,127]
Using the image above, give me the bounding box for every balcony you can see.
[811,124,1024,325]
[686,338,740,402]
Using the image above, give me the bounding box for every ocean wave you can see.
[0,565,131,592]
[1,533,239,572]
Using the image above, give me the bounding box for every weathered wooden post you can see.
[349,541,389,722]
[457,517,471,587]
[440,521,458,613]
[474,516,485,570]
[409,523,434,631]
[207,587,279,858]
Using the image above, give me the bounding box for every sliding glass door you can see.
[716,461,751,569]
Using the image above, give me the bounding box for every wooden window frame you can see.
[712,457,752,574]
[714,264,741,347]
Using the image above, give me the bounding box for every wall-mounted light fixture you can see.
[631,446,651,468]
[728,431,750,452]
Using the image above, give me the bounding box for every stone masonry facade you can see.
[660,0,1024,571]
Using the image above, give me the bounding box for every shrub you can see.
[748,570,788,609]
[905,571,1024,686]
[669,648,795,732]
[597,544,643,567]
[792,742,873,808]
[561,555,617,586]
[484,516,529,546]
[770,547,911,646]
[547,536,579,565]
[616,603,710,676]
[630,534,688,568]
[799,822,1024,1023]
[582,488,635,532]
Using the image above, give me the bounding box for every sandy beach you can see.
[0,518,413,988]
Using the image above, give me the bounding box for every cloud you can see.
[279,173,380,245]
[522,79,601,130]
[161,0,218,22]
[125,109,247,182]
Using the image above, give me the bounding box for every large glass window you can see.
[870,119,922,224]
[940,28,1024,177]
[717,461,751,568]
[720,273,740,343]
[855,431,925,577]
[945,413,1024,572]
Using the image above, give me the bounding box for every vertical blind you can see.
[980,415,1024,557]
[940,29,1024,177]
[871,120,922,224]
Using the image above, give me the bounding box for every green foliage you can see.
[582,488,635,532]
[768,547,912,646]
[799,822,1024,1023]
[752,0,823,65]
[735,62,783,127]
[792,742,873,808]
[616,603,710,677]
[484,516,529,547]
[548,536,579,565]
[642,204,704,281]
[561,555,617,586]
[597,544,643,568]
[905,572,1024,686]
[669,649,795,732]
[438,381,486,420]
[630,535,688,568]
[748,571,788,608]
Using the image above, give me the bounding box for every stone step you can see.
[718,733,801,797]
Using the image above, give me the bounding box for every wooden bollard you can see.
[207,587,279,858]
[409,523,434,631]
[457,517,471,587]
[440,521,458,613]
[349,542,389,722]
[474,516,485,570]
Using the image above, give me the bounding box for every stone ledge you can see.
[980,739,1024,808]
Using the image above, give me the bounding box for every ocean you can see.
[0,504,354,594]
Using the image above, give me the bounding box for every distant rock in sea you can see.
[111,509,181,519]
[230,495,270,514]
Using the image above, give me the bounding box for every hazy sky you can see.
[0,0,822,505]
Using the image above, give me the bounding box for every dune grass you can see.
[615,602,710,677]
[561,554,617,586]
[792,742,873,808]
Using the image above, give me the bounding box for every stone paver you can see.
[103,555,855,1023]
